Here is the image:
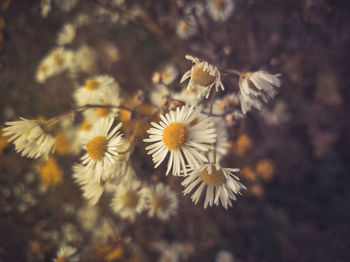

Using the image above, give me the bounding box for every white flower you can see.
[54,245,79,262]
[57,23,76,45]
[79,118,123,181]
[239,71,281,114]
[175,16,197,40]
[184,2,205,18]
[73,44,97,73]
[145,183,178,221]
[152,64,179,86]
[207,0,235,22]
[3,118,55,159]
[215,250,235,262]
[110,179,148,219]
[35,47,75,83]
[181,55,224,99]
[74,75,120,106]
[41,0,52,18]
[144,105,216,176]
[82,95,121,121]
[73,164,104,205]
[182,163,246,209]
[55,0,79,12]
[211,118,229,161]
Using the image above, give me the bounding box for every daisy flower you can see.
[80,117,123,181]
[238,71,281,114]
[145,183,178,221]
[144,105,216,176]
[57,23,76,46]
[175,16,197,40]
[83,95,121,122]
[74,75,120,106]
[181,55,224,99]
[215,250,235,262]
[54,245,79,262]
[41,0,52,18]
[73,164,104,205]
[211,118,229,161]
[3,118,55,159]
[73,44,97,73]
[182,163,246,209]
[55,0,79,13]
[207,0,235,22]
[110,179,148,219]
[152,64,179,86]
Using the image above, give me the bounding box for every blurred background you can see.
[0,0,350,261]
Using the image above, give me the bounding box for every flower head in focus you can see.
[207,0,235,22]
[145,182,178,221]
[182,163,245,209]
[238,71,281,114]
[3,117,55,159]
[79,118,123,181]
[144,105,216,176]
[181,55,224,99]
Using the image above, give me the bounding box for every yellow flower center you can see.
[56,257,68,262]
[55,134,71,155]
[180,21,189,32]
[215,0,225,10]
[151,195,168,211]
[86,136,107,161]
[122,190,139,208]
[96,107,111,117]
[161,71,168,82]
[81,119,91,131]
[199,166,226,186]
[85,79,99,90]
[39,64,46,73]
[192,63,215,86]
[162,122,188,150]
[55,57,63,66]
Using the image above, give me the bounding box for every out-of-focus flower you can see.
[250,183,264,198]
[54,245,79,262]
[74,75,120,106]
[79,118,123,181]
[73,163,104,205]
[152,64,179,86]
[35,47,75,83]
[57,23,76,46]
[144,105,216,176]
[175,16,197,39]
[38,157,63,188]
[241,167,257,182]
[55,0,79,13]
[181,55,224,99]
[41,0,52,18]
[256,159,275,182]
[238,71,281,114]
[215,249,235,262]
[110,179,148,219]
[145,183,178,221]
[234,134,253,156]
[4,117,55,159]
[182,163,245,209]
[213,93,243,121]
[207,0,235,22]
